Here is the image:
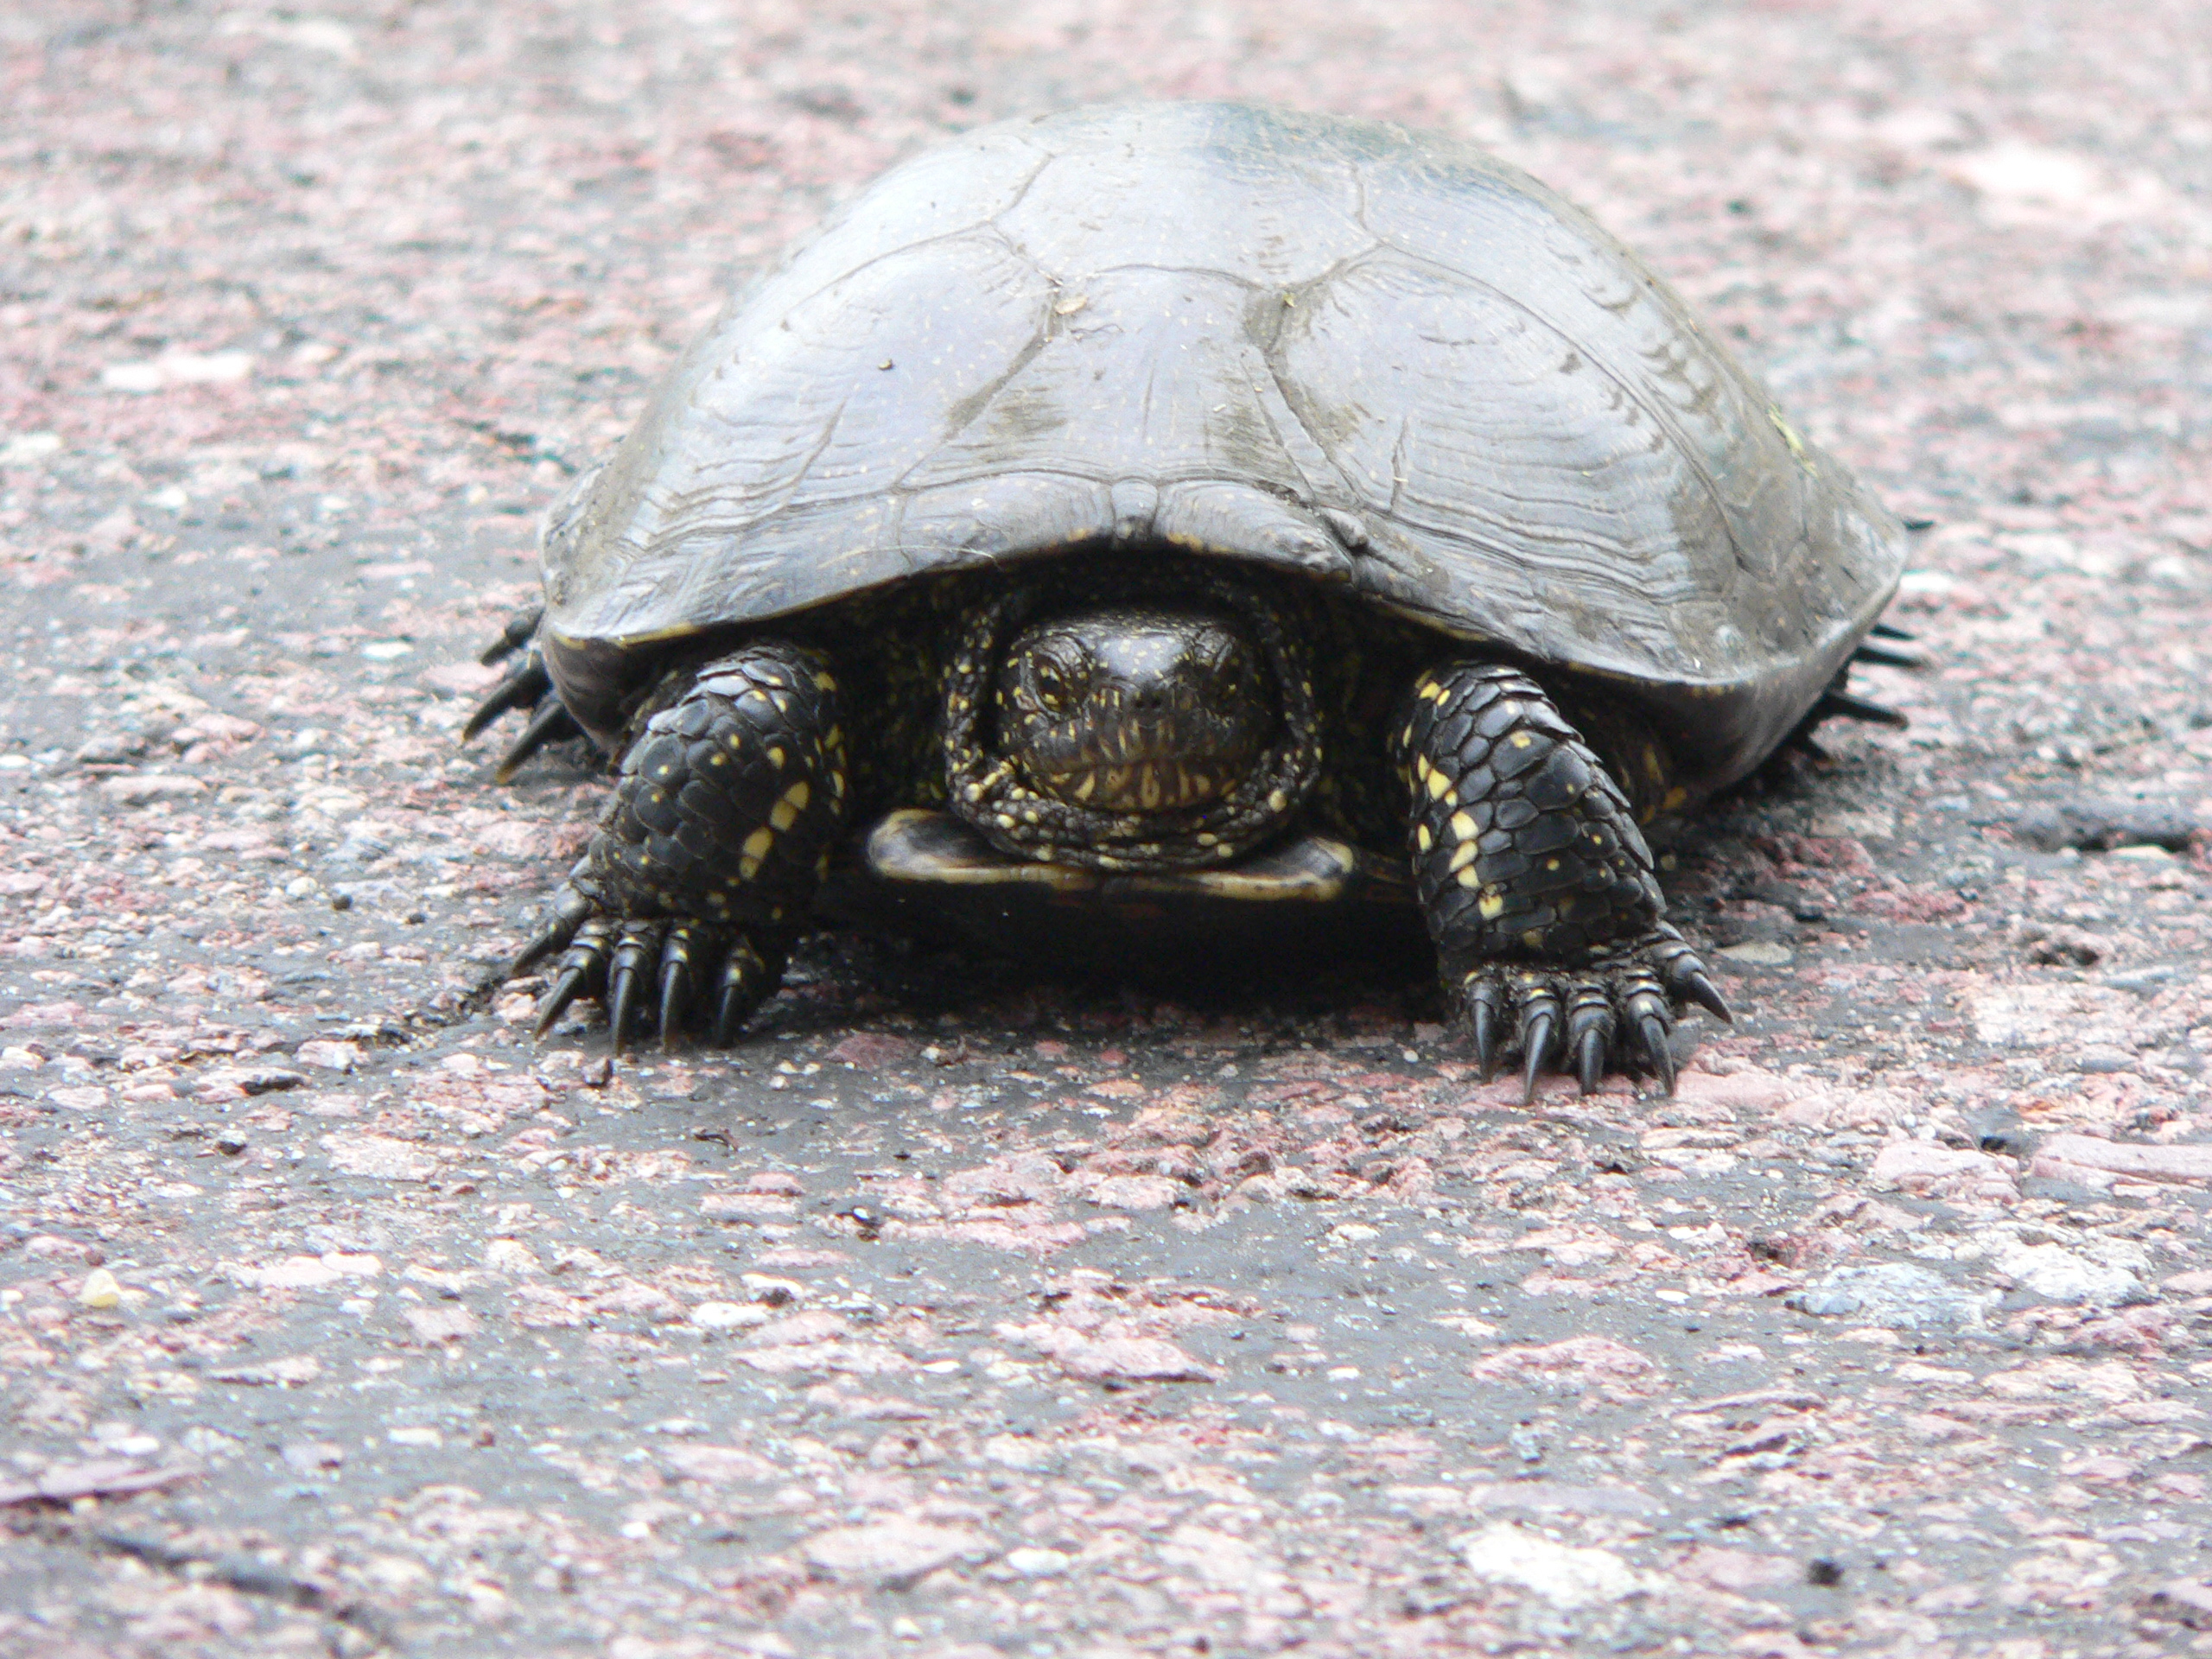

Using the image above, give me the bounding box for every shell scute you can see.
[541,101,1904,787]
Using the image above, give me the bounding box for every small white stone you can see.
[1457,1524,1644,1608]
[690,1300,770,1332]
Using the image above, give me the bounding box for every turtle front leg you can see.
[517,641,849,1052]
[1393,664,1729,1098]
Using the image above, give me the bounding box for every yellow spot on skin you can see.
[1267,790,1289,813]
[1426,767,1451,800]
[1478,888,1505,917]
[1416,823,1433,852]
[740,828,773,881]
[1546,858,1560,871]
[766,747,785,769]
[770,799,798,831]
[1663,786,1688,810]
[709,753,727,766]
[814,671,836,692]
[1450,810,1475,842]
[1522,930,1545,950]
[1448,842,1477,874]
[1510,733,1534,748]
[1643,744,1664,781]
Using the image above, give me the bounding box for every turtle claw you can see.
[1516,988,1560,1106]
[1450,929,1726,1097]
[1574,1031,1605,1096]
[461,611,588,783]
[1566,982,1613,1097]
[513,880,596,975]
[536,918,615,1035]
[606,922,666,1055]
[480,607,544,666]
[461,656,553,743]
[495,699,584,784]
[711,938,779,1048]
[656,922,716,1052]
[1467,976,1506,1084]
[1637,1013,1676,1096]
[1664,959,1733,1025]
[520,893,785,1052]
[658,962,694,1053]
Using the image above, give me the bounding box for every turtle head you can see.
[996,605,1271,812]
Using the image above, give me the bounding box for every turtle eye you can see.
[1030,652,1083,715]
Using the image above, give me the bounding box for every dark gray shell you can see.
[540,101,1904,787]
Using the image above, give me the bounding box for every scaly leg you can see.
[517,641,849,1052]
[1394,663,1728,1099]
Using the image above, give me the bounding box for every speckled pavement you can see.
[3,3,2211,1655]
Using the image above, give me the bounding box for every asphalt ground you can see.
[3,3,2211,1655]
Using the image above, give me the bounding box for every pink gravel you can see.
[3,2,2211,1656]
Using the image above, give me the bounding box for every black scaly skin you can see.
[518,642,849,1052]
[1393,663,1731,1099]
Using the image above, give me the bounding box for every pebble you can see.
[1787,1263,1999,1330]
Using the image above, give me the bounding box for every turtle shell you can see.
[539,101,1905,787]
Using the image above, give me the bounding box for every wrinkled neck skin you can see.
[939,565,1325,872]
[996,605,1271,814]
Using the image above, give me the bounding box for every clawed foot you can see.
[461,607,586,780]
[514,887,784,1055]
[1454,927,1731,1103]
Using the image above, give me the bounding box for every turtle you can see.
[462,101,1910,1097]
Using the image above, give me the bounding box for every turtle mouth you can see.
[1028,755,1243,813]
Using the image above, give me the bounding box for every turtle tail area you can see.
[1783,628,1918,756]
[459,606,588,780]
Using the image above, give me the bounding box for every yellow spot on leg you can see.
[739,827,773,880]
[768,779,812,831]
[1478,888,1506,918]
[1450,810,1475,842]
[1416,823,1433,852]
